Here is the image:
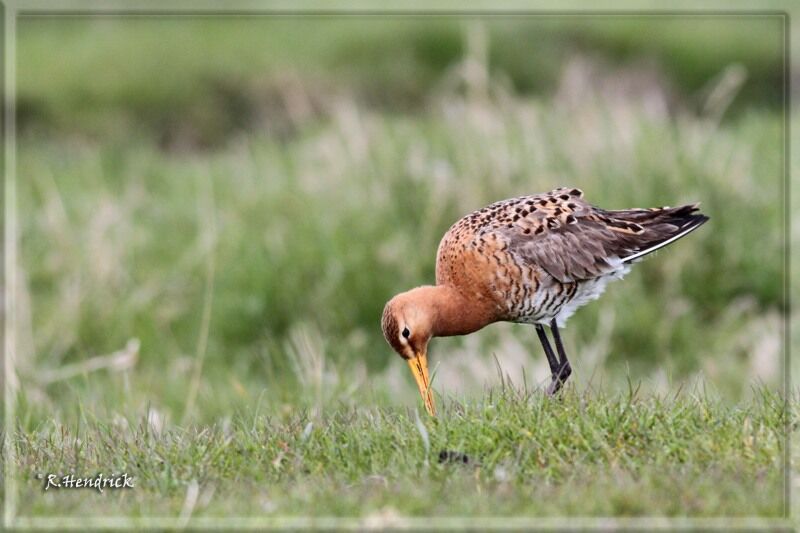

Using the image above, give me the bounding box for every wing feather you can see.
[491,203,707,283]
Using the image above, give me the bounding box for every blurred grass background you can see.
[13,15,786,428]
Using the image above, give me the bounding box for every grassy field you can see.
[10,387,789,521]
[7,15,791,523]
[17,17,784,148]
[15,78,784,420]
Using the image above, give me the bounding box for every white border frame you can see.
[3,2,793,530]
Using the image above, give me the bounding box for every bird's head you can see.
[381,287,437,416]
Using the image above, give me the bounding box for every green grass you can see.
[16,92,784,425]
[9,386,789,520]
[17,16,784,147]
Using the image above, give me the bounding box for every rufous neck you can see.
[415,285,494,338]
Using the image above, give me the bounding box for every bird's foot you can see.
[545,362,572,396]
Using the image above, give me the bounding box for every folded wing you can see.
[493,203,708,283]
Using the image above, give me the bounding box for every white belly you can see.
[553,265,631,327]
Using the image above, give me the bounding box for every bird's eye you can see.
[402,327,410,339]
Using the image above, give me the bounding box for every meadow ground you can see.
[9,386,790,521]
[5,16,792,523]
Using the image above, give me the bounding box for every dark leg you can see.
[546,319,572,395]
[535,324,560,376]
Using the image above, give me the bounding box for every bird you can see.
[381,186,708,416]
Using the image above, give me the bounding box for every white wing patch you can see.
[622,222,705,263]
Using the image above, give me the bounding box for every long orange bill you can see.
[407,352,436,416]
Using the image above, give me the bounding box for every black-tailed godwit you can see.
[381,187,708,416]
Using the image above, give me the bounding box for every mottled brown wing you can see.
[495,217,642,282]
[490,203,707,283]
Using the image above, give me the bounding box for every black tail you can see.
[605,204,709,263]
